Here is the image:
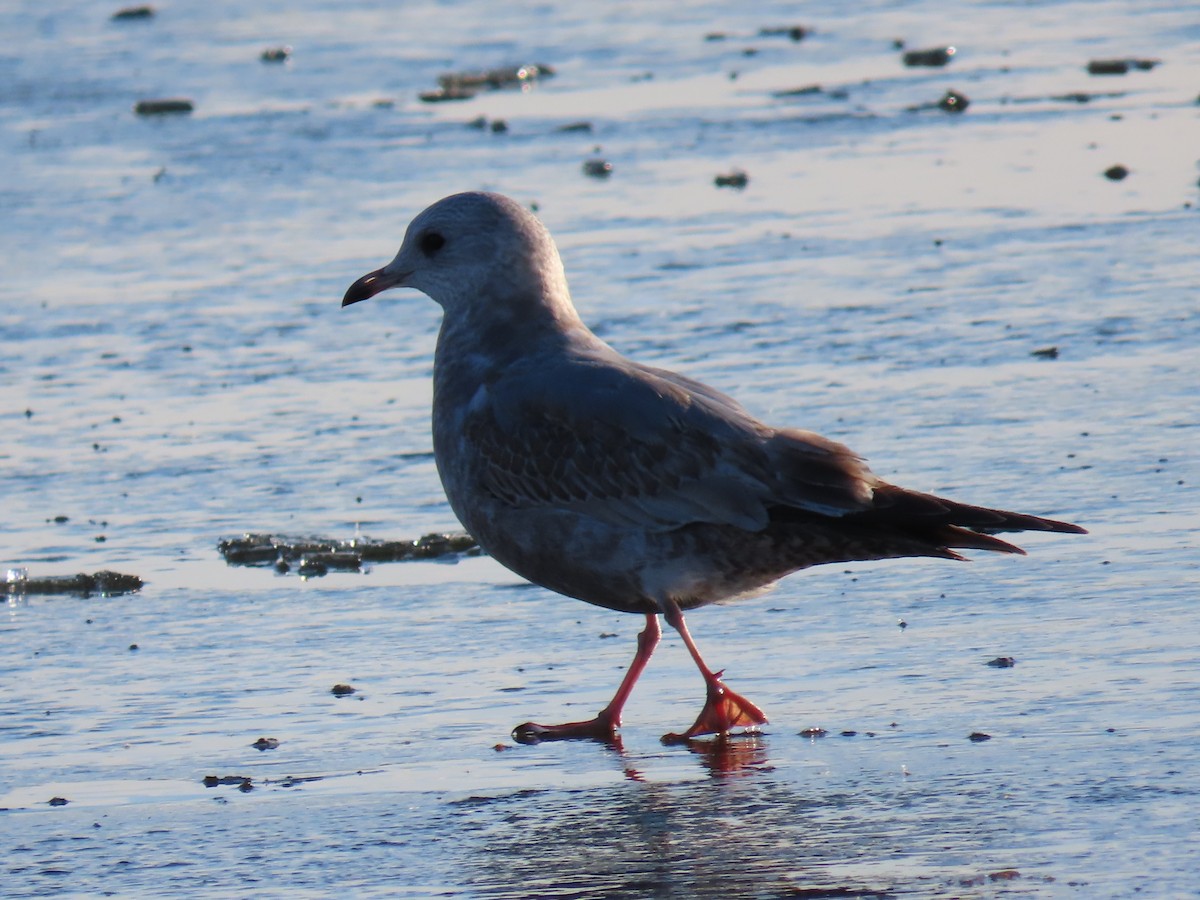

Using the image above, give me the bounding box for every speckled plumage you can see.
[342,191,1084,739]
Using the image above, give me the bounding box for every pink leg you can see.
[661,604,768,743]
[512,613,661,743]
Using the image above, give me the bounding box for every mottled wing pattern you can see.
[463,355,877,531]
[644,365,878,516]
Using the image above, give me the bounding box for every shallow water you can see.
[3,0,1198,896]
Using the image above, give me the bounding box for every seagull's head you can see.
[341,191,573,322]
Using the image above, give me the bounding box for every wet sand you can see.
[3,0,1198,895]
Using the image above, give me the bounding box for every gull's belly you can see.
[441,467,790,614]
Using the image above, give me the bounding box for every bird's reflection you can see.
[669,731,773,778]
[458,735,909,898]
[464,726,1024,895]
[518,728,772,781]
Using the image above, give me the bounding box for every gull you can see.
[342,191,1084,743]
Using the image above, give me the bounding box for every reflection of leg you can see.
[661,603,768,742]
[512,612,661,743]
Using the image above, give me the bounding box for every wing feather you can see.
[462,352,878,531]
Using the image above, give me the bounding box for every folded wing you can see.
[465,351,878,531]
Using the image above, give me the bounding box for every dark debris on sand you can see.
[111,5,155,20]
[715,169,750,189]
[134,98,194,115]
[5,570,143,597]
[902,46,956,67]
[906,89,969,114]
[582,157,614,178]
[420,63,554,103]
[1087,58,1160,76]
[217,531,480,576]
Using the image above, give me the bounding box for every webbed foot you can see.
[661,670,767,744]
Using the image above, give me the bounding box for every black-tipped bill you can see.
[342,267,403,307]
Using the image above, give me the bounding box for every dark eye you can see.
[419,231,445,257]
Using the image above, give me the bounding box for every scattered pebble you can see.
[251,737,280,751]
[423,62,554,102]
[203,775,251,787]
[128,643,139,651]
[1103,164,1129,181]
[1087,58,1160,76]
[1031,346,1059,359]
[490,119,508,134]
[444,63,553,91]
[840,730,857,737]
[260,46,291,63]
[772,84,822,98]
[330,683,356,697]
[968,731,992,742]
[903,46,956,67]
[1087,59,1131,76]
[134,98,194,116]
[937,89,969,113]
[48,796,69,806]
[582,158,613,178]
[111,5,154,20]
[714,169,749,189]
[986,656,1016,668]
[758,25,809,42]
[905,90,970,114]
[799,727,828,739]
[556,121,593,133]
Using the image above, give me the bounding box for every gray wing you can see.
[463,349,877,532]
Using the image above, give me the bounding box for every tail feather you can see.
[936,525,1026,555]
[766,482,1085,563]
[832,483,1087,558]
[869,484,1086,535]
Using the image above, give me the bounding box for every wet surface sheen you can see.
[2,0,1198,896]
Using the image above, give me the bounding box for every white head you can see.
[342,192,577,328]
